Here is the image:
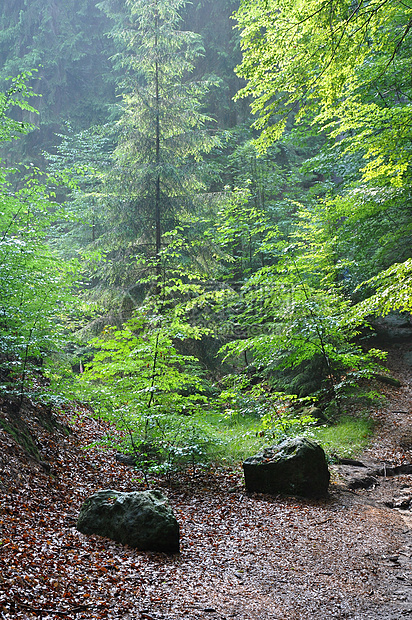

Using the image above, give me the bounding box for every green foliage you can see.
[234,0,412,317]
[0,77,79,404]
[217,204,385,399]
[0,71,39,141]
[74,236,221,474]
[351,259,412,319]
[219,378,317,443]
[235,0,412,174]
[78,310,206,417]
[0,170,78,400]
[45,123,117,259]
[206,185,275,281]
[258,407,317,445]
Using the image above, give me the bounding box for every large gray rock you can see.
[243,436,330,498]
[76,489,179,552]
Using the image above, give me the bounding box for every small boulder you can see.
[76,489,179,552]
[243,436,330,498]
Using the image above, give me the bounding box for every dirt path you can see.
[329,336,412,618]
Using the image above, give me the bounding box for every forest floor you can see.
[2,336,412,619]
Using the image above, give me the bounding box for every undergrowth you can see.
[195,411,375,465]
[312,415,375,459]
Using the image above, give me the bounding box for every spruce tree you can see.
[0,0,115,162]
[94,0,216,301]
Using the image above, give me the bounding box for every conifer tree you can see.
[95,0,216,299]
[0,0,115,161]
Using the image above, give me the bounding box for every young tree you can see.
[218,204,384,401]
[93,0,216,301]
[59,1,225,472]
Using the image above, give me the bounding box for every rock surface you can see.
[243,436,330,498]
[76,488,179,551]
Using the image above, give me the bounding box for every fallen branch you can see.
[315,517,333,525]
[16,601,92,616]
[336,458,366,467]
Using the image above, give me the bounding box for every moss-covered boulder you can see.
[77,489,179,552]
[243,437,330,498]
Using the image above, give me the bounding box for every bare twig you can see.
[16,601,92,616]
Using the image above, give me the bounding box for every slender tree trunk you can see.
[154,1,161,291]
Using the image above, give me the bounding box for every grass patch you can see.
[194,411,266,465]
[198,411,375,466]
[312,415,375,459]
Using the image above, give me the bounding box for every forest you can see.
[1,0,411,467]
[1,1,412,617]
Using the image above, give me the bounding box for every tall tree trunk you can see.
[154,1,161,292]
